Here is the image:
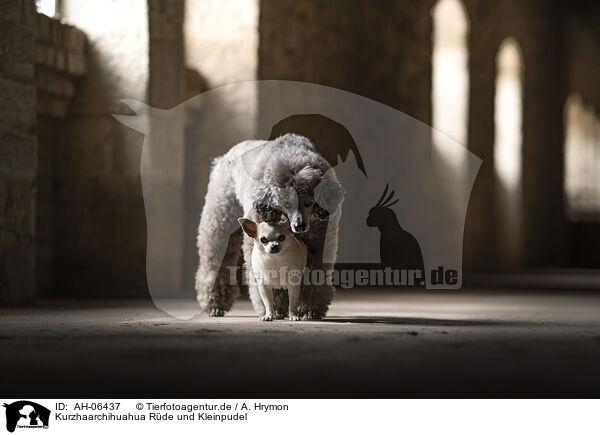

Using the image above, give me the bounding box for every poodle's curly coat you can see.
[195,134,344,319]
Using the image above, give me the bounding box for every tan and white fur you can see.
[238,218,307,321]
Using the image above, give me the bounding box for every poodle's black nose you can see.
[293,220,307,233]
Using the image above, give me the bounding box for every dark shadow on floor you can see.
[322,316,509,327]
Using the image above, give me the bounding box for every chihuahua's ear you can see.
[238,218,258,238]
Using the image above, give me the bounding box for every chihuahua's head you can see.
[238,218,293,255]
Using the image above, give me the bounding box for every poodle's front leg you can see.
[298,282,335,320]
[257,283,274,321]
[196,227,240,316]
[298,218,336,320]
[195,156,242,316]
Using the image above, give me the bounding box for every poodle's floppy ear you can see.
[314,167,345,220]
[238,218,258,238]
[253,185,284,224]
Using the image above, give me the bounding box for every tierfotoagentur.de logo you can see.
[3,401,50,433]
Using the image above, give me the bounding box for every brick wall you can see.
[34,0,190,299]
[0,0,37,305]
[36,14,86,117]
[34,13,86,296]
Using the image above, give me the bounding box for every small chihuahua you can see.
[238,218,307,321]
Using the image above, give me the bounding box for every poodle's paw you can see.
[289,314,301,321]
[260,314,273,322]
[302,311,323,321]
[209,308,225,317]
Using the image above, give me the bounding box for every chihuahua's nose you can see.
[269,243,280,253]
[293,219,307,233]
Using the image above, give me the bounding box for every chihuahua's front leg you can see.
[288,282,301,321]
[258,283,274,321]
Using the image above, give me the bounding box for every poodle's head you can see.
[250,134,344,234]
[253,176,315,234]
[254,164,344,234]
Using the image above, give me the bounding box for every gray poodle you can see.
[195,133,344,320]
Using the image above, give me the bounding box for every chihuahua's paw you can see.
[209,308,225,317]
[273,310,286,320]
[260,314,273,322]
[289,314,301,321]
[302,311,323,321]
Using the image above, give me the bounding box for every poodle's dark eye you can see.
[260,237,268,244]
[314,204,330,220]
[304,201,313,207]
[278,234,285,241]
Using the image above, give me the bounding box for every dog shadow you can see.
[321,316,506,327]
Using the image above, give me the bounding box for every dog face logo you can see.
[3,401,50,433]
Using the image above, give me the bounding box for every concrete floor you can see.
[1,288,600,398]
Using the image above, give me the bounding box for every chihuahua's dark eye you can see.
[278,234,285,241]
[304,201,313,207]
[260,237,268,244]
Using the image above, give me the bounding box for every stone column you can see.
[146,0,187,296]
[0,0,37,305]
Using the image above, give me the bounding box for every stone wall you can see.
[259,0,434,125]
[49,0,192,298]
[0,0,37,305]
[35,13,86,296]
[54,0,150,298]
[3,0,597,304]
[462,0,569,271]
[565,6,600,267]
[259,0,583,273]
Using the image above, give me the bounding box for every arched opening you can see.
[493,38,524,269]
[431,0,470,166]
[36,0,58,17]
[494,39,523,192]
[564,94,600,221]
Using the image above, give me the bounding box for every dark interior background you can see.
[1,0,599,305]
